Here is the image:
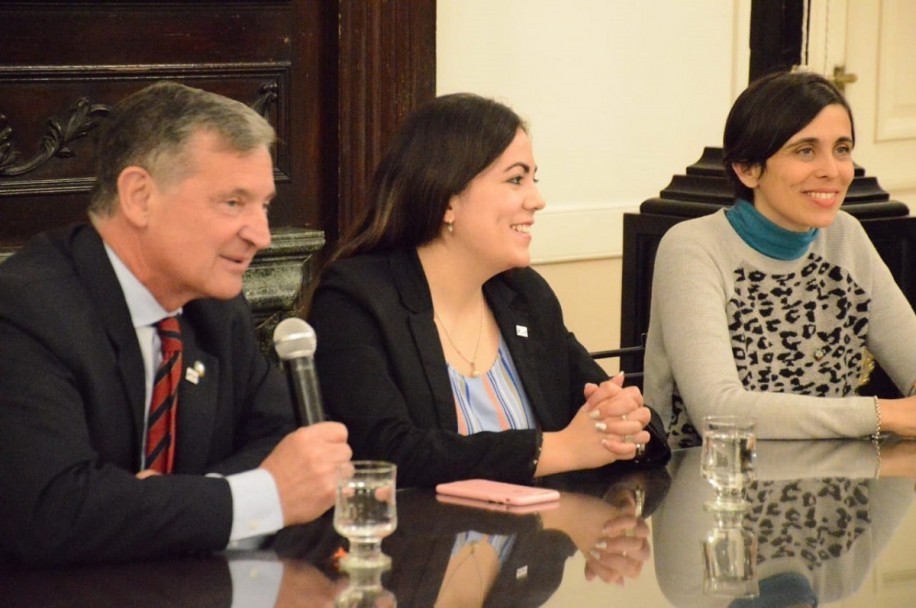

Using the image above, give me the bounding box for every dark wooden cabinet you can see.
[0,0,435,334]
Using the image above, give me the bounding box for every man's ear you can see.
[116,166,154,227]
[732,162,762,189]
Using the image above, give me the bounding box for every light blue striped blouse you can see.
[446,335,538,434]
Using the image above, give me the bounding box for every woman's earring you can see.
[446,221,454,234]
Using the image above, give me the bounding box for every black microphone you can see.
[273,317,326,426]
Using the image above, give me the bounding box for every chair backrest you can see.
[590,334,646,391]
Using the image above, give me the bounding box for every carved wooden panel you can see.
[0,0,436,259]
[0,1,305,245]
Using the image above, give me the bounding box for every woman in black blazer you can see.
[304,93,669,487]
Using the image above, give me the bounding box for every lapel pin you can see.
[516,325,528,338]
[185,361,206,385]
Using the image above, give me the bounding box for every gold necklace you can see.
[434,301,484,378]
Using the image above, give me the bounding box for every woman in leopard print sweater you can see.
[644,71,916,449]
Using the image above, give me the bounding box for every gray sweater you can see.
[644,209,916,449]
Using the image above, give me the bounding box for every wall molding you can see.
[530,201,638,265]
[876,0,916,141]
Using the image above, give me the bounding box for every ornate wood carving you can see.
[251,82,279,120]
[0,0,438,261]
[0,98,110,177]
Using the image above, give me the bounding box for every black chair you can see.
[590,333,646,391]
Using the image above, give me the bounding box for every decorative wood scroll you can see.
[0,98,110,177]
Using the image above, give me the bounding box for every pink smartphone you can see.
[436,492,560,514]
[435,479,560,506]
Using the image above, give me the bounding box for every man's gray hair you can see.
[89,81,276,217]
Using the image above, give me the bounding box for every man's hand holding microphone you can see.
[261,318,352,526]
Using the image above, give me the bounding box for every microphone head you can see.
[273,317,317,360]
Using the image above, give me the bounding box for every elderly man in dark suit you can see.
[0,81,351,565]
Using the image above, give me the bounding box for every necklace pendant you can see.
[470,364,480,378]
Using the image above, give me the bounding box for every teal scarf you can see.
[725,199,818,260]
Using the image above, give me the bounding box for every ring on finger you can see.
[621,413,628,422]
[624,434,633,443]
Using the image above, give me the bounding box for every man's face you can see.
[139,131,275,310]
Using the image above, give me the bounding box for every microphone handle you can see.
[285,356,326,426]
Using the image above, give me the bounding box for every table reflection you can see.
[654,440,915,607]
[325,467,671,607]
[0,552,345,608]
[2,441,914,607]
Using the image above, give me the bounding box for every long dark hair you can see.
[299,93,525,315]
[723,71,854,202]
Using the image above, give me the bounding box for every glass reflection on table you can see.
[654,440,915,608]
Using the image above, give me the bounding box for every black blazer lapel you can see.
[485,277,549,421]
[174,320,218,472]
[390,250,457,430]
[69,226,147,447]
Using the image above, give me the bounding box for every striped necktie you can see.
[146,316,182,473]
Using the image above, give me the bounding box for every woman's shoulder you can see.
[655,209,738,262]
[661,209,731,244]
[321,250,410,286]
[316,249,430,313]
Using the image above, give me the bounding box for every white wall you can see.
[437,1,908,353]
[437,0,751,351]
[437,0,751,263]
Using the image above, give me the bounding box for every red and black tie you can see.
[146,316,182,473]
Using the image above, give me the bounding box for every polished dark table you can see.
[2,440,915,607]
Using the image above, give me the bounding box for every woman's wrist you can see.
[535,431,574,477]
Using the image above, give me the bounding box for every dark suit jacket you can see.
[309,249,668,487]
[0,225,295,565]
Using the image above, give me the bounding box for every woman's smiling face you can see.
[735,103,855,232]
[446,128,546,274]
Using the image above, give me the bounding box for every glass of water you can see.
[334,461,398,568]
[700,415,756,511]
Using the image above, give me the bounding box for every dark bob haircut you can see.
[722,71,854,202]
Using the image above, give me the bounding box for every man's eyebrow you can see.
[214,187,276,200]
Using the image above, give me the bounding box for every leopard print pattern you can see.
[743,478,870,570]
[668,254,869,448]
